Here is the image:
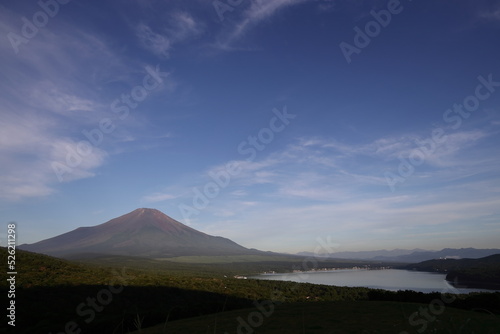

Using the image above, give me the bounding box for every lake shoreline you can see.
[251,268,500,294]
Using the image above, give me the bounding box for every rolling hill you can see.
[3,248,500,334]
[404,254,500,290]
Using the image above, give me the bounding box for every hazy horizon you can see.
[11,207,500,254]
[1,0,500,253]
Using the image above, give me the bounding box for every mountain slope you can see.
[19,208,261,258]
[403,254,500,290]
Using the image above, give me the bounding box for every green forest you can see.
[1,248,499,333]
[403,254,500,290]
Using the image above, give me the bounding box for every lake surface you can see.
[251,269,497,294]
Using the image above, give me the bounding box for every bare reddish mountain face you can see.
[20,208,261,258]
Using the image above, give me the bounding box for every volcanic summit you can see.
[20,208,260,258]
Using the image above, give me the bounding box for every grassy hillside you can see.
[73,252,394,277]
[2,248,499,334]
[155,254,301,263]
[0,247,117,287]
[131,301,500,334]
[404,254,500,290]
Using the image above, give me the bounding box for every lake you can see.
[251,269,498,294]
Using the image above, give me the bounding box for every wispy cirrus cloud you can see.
[135,11,203,58]
[142,192,178,203]
[0,11,146,200]
[135,23,172,58]
[141,127,500,215]
[29,81,98,115]
[216,0,308,48]
[170,11,203,40]
[477,4,500,22]
[227,188,500,252]
[234,0,307,35]
[0,108,108,200]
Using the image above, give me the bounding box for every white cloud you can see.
[316,0,336,13]
[0,13,140,200]
[142,193,177,203]
[423,130,490,167]
[217,0,308,48]
[157,129,498,206]
[0,5,191,202]
[49,138,108,182]
[478,5,500,21]
[135,23,172,58]
[29,81,97,114]
[231,189,248,197]
[169,11,203,41]
[137,122,499,251]
[0,108,108,200]
[135,12,202,58]
[221,185,500,252]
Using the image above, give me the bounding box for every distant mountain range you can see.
[297,249,425,260]
[20,208,264,258]
[20,207,500,263]
[298,248,500,263]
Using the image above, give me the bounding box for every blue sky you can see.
[1,0,500,253]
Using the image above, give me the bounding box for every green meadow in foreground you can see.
[131,301,500,334]
[1,248,499,334]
